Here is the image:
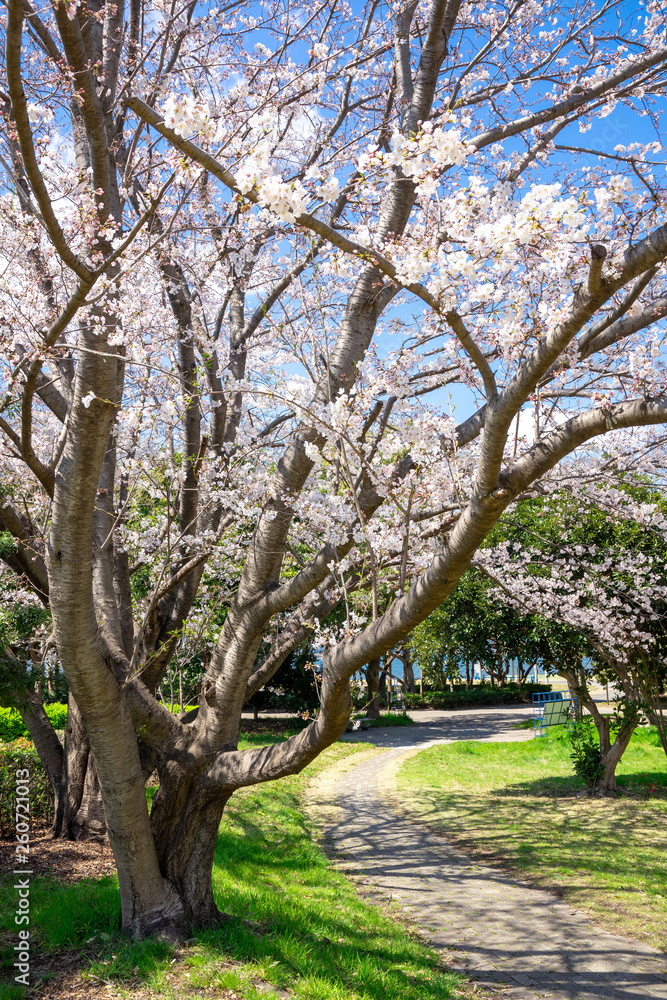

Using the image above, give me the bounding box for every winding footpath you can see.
[315,707,667,1000]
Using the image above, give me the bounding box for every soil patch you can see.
[0,828,116,884]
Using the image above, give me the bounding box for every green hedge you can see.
[0,702,68,742]
[0,738,54,835]
[404,682,552,710]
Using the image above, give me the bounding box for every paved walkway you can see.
[316,709,667,1000]
[341,704,537,747]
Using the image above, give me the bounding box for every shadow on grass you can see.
[1,753,462,1000]
[395,782,667,894]
[498,770,667,798]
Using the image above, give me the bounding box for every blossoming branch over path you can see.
[309,712,667,1000]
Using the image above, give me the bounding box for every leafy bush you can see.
[369,713,416,727]
[0,703,68,742]
[0,738,54,835]
[404,683,551,710]
[0,706,26,742]
[568,722,603,788]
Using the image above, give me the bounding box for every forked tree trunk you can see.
[559,667,640,795]
[49,406,188,939]
[598,728,636,794]
[592,711,638,794]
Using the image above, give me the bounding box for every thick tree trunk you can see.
[379,662,388,708]
[150,774,231,926]
[598,730,635,794]
[559,668,639,795]
[649,706,667,758]
[364,657,381,718]
[47,321,188,938]
[592,713,638,794]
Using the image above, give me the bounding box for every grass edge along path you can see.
[387,727,667,953]
[0,738,479,1000]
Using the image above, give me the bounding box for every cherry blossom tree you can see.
[2,0,667,937]
[477,485,667,790]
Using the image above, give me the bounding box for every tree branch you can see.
[6,0,92,281]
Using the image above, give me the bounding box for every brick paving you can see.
[321,737,667,1000]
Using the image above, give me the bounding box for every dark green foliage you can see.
[369,712,415,726]
[130,562,152,602]
[246,645,319,715]
[568,722,603,788]
[411,483,667,696]
[0,531,17,555]
[405,682,551,710]
[0,604,53,705]
[0,739,54,834]
[0,605,49,648]
[408,568,578,688]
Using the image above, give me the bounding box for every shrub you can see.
[403,682,552,710]
[568,722,603,788]
[0,738,54,835]
[0,706,25,742]
[369,713,415,727]
[0,702,68,742]
[44,702,68,731]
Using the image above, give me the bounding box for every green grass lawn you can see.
[394,726,667,951]
[0,738,467,1000]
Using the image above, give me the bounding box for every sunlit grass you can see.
[395,726,667,950]
[1,739,466,999]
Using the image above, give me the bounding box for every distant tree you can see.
[410,569,541,689]
[479,487,667,791]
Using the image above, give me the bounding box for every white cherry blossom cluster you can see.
[392,243,435,288]
[627,334,666,392]
[27,103,54,124]
[304,165,340,204]
[162,95,212,139]
[478,495,667,662]
[234,147,309,222]
[59,0,81,20]
[357,118,474,197]
[569,484,667,536]
[594,176,639,214]
[257,175,309,222]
